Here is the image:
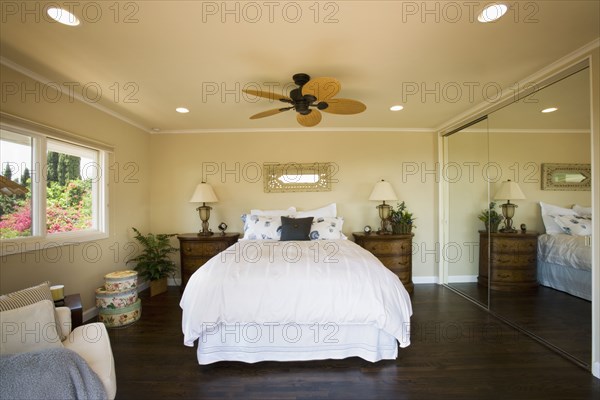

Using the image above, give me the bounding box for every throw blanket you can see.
[0,347,107,400]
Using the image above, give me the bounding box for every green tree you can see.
[3,163,13,181]
[47,151,59,185]
[57,153,80,186]
[20,167,30,187]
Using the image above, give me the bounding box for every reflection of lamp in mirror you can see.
[189,182,219,236]
[369,180,398,234]
[494,180,526,233]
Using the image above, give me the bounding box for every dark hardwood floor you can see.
[107,285,600,400]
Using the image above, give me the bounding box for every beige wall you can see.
[0,65,151,312]
[149,131,439,280]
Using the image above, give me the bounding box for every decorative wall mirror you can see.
[263,162,334,193]
[541,163,591,191]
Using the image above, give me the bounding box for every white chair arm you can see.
[55,306,72,337]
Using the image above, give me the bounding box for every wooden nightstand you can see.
[478,231,539,291]
[353,232,414,294]
[177,233,240,289]
[62,293,82,329]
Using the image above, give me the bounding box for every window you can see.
[0,123,108,254]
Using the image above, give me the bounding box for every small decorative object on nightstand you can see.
[363,225,372,234]
[218,222,228,235]
[353,232,414,294]
[177,233,240,289]
[478,230,539,291]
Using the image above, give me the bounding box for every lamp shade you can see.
[369,180,398,201]
[494,180,525,200]
[189,182,218,203]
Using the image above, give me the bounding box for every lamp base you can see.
[499,227,518,233]
[197,231,214,236]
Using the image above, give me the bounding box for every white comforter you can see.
[538,233,592,271]
[180,240,412,348]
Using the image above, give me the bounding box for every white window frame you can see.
[0,121,109,256]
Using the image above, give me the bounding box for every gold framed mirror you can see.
[263,162,334,193]
[541,163,591,191]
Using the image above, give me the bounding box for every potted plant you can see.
[478,202,504,233]
[127,227,178,296]
[389,201,416,234]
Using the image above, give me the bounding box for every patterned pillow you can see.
[309,217,345,240]
[553,215,592,236]
[242,215,284,240]
[0,281,65,340]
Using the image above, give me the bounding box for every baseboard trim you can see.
[413,276,439,284]
[593,362,600,379]
[447,275,478,283]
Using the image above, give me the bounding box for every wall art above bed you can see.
[263,162,335,193]
[541,163,591,191]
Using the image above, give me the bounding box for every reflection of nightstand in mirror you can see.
[64,293,83,329]
[478,231,539,291]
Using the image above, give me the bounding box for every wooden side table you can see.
[177,233,240,289]
[478,231,539,291]
[63,293,83,329]
[353,232,414,294]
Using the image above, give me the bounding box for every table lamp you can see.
[494,179,526,233]
[369,179,398,234]
[189,182,219,236]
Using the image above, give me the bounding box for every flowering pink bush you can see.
[0,202,32,238]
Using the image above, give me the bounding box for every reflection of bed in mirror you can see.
[537,233,592,301]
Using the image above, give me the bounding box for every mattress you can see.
[180,240,412,364]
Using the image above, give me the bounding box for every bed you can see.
[180,236,412,365]
[537,202,592,301]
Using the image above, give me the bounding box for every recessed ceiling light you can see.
[390,105,404,111]
[541,107,558,113]
[477,3,508,23]
[47,7,80,26]
[176,107,190,114]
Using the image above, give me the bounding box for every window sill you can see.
[1,230,109,257]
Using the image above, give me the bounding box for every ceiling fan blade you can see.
[243,89,291,102]
[296,110,322,127]
[301,77,341,101]
[321,98,367,115]
[250,108,290,119]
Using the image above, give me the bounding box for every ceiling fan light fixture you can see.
[477,3,508,23]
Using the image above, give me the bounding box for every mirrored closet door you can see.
[444,64,593,369]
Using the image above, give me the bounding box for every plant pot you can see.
[485,221,501,233]
[392,223,412,234]
[150,277,168,296]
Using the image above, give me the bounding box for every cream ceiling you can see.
[0,1,599,133]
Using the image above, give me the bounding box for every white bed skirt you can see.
[538,260,591,301]
[195,323,401,365]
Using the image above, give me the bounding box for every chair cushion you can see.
[0,300,64,355]
[0,281,65,340]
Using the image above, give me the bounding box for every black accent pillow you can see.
[280,216,314,241]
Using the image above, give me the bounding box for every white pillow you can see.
[539,202,577,234]
[553,215,592,236]
[295,203,337,219]
[242,215,283,240]
[573,204,592,218]
[0,300,63,355]
[250,207,296,216]
[309,217,344,240]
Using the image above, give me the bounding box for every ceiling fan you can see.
[242,73,366,127]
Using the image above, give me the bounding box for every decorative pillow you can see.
[0,300,64,355]
[280,216,314,241]
[0,281,65,340]
[242,215,283,240]
[295,203,337,219]
[309,217,344,240]
[553,215,592,236]
[573,204,592,218]
[539,202,578,234]
[250,207,296,216]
